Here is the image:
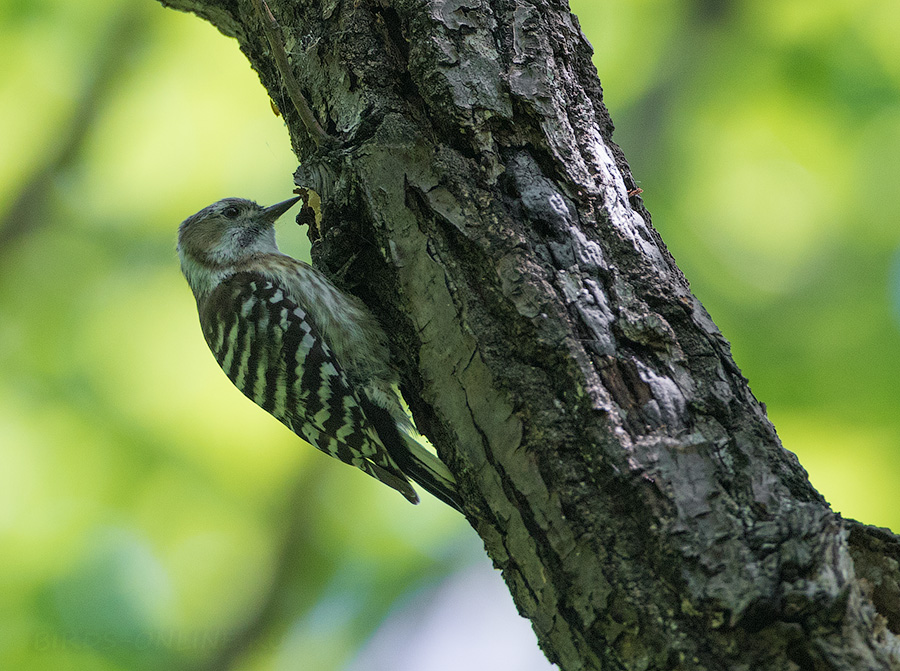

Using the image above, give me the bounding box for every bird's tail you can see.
[360,389,464,513]
[394,429,463,513]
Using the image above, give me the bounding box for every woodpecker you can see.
[177,196,462,512]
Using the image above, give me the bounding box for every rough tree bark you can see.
[158,0,900,668]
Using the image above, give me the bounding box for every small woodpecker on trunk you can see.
[177,196,462,512]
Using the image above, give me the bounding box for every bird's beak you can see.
[261,196,302,223]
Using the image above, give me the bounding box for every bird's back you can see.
[198,269,420,503]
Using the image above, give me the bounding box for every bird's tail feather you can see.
[395,430,463,513]
[360,396,463,513]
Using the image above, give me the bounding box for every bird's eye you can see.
[222,206,240,219]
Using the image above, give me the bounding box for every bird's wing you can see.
[198,271,419,503]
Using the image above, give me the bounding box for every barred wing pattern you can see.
[198,271,419,503]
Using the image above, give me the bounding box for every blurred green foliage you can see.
[1,0,898,669]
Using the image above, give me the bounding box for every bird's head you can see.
[177,196,300,298]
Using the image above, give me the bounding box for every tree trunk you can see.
[158,0,900,668]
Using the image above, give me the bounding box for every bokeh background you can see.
[2,0,898,669]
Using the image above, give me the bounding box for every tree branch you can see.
[249,0,331,146]
[158,0,900,668]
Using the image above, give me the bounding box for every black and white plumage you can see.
[177,196,461,511]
